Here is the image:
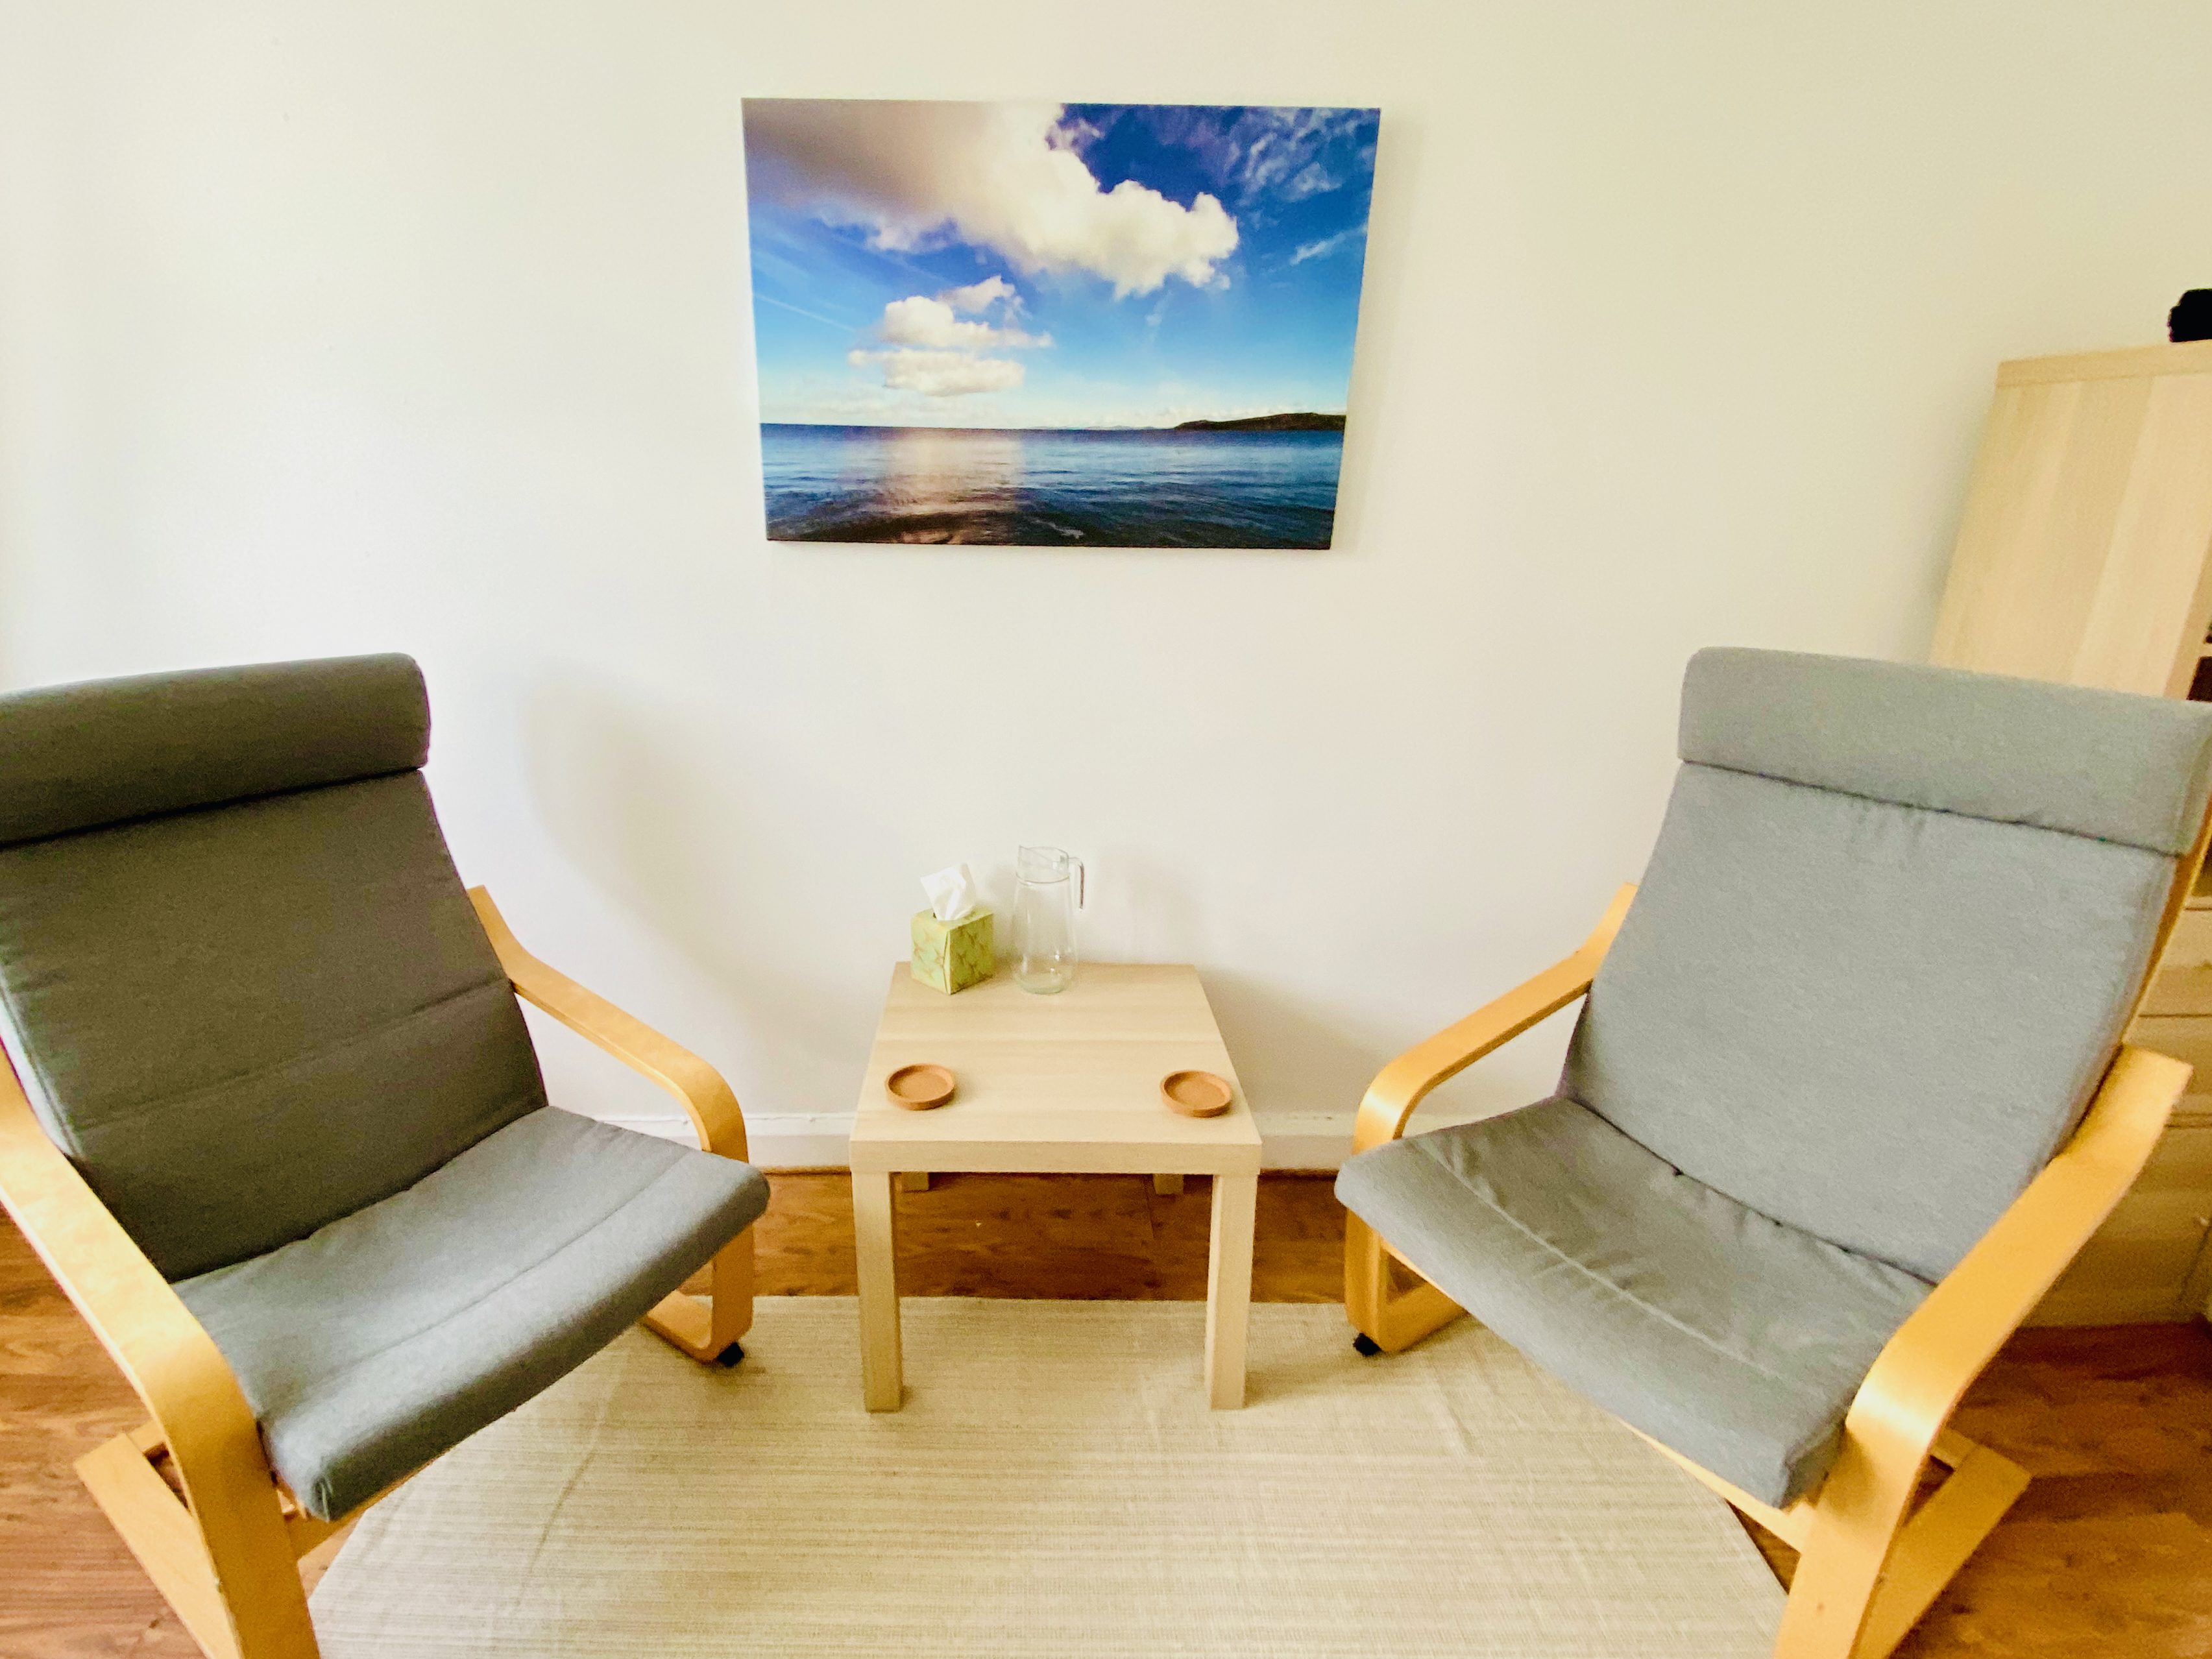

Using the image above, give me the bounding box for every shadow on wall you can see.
[1092,845,1385,1122]
[1200,968,1563,1135]
[1202,967,1382,1126]
[1071,843,1548,1131]
[1326,103,1416,563]
[511,667,1559,1131]
[516,666,884,1102]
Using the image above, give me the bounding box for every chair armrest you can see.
[1352,884,1636,1156]
[1840,1041,2185,1465]
[0,1058,304,1629]
[468,887,749,1163]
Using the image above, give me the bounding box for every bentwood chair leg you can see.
[1770,1427,1922,1659]
[1343,1213,1465,1354]
[1775,1429,2029,1659]
[642,1229,755,1365]
[76,1427,318,1659]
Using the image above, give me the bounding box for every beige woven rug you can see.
[311,1298,1782,1657]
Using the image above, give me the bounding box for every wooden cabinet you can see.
[2039,953,2212,1326]
[1930,341,2212,697]
[1929,339,2212,1324]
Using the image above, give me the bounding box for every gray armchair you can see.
[0,655,769,1659]
[1337,648,2212,1659]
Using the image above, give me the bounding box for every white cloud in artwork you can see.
[874,292,1051,351]
[941,274,1017,313]
[846,348,1028,396]
[877,297,1001,351]
[853,278,1049,396]
[1126,105,1370,204]
[1289,224,1366,265]
[746,101,1239,298]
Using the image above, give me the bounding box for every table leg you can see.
[1204,1171,1257,1409]
[1152,1174,1184,1197]
[853,1170,904,1411]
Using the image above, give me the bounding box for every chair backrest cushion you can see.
[1564,649,2212,1282]
[0,657,547,1280]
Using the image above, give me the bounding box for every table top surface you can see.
[848,962,1262,1174]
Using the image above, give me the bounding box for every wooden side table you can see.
[847,963,1264,1411]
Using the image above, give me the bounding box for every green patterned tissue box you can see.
[911,907,995,995]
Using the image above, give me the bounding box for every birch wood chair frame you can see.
[0,886,753,1659]
[467,889,755,1365]
[1346,861,2205,1659]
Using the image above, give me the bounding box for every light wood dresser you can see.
[1928,339,2212,1322]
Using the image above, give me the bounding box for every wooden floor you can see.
[6,1170,2209,1658]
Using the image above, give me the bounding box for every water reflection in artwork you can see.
[764,424,1341,547]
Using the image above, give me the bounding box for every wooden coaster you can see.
[886,1063,956,1111]
[1160,1069,1233,1118]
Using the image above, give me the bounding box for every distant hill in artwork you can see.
[1171,411,1346,433]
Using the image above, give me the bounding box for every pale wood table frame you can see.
[849,963,1263,1412]
[0,888,757,1659]
[1346,851,2208,1659]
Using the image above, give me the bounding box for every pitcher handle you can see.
[1075,857,1086,910]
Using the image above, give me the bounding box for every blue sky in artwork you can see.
[742,101,1379,429]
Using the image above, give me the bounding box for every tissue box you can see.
[911,907,995,995]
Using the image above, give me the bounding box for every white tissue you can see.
[921,862,981,923]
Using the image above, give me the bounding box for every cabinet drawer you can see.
[2143,906,2212,1013]
[2163,904,2212,970]
[2030,1123,2212,1325]
[2140,966,2212,1018]
[2124,1016,2212,1109]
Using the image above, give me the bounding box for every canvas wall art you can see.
[742,100,1378,548]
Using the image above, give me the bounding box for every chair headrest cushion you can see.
[0,654,429,847]
[1681,648,2212,855]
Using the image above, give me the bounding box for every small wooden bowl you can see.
[886,1063,956,1111]
[1160,1069,1234,1118]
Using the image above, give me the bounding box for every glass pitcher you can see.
[1011,845,1085,994]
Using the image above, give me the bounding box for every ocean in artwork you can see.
[760,423,1344,547]
[743,100,1378,550]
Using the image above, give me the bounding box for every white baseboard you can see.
[1252,1114,1359,1172]
[601,1111,1356,1172]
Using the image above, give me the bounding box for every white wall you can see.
[3,3,2209,1163]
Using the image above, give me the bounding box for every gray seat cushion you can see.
[177,1106,770,1521]
[1335,1096,1930,1509]
[1565,649,2212,1281]
[0,657,548,1278]
[1566,762,2170,1281]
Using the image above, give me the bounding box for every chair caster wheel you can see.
[1352,1333,1383,1357]
[715,1342,745,1367]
